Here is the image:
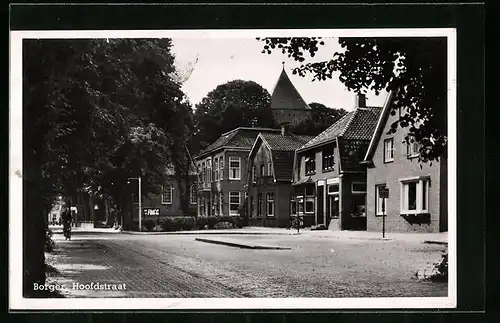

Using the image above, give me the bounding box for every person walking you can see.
[62,207,72,240]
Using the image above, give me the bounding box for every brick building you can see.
[130,165,199,224]
[246,129,313,227]
[194,127,283,217]
[362,92,448,233]
[292,94,382,230]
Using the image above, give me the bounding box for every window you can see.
[305,197,314,214]
[257,193,263,217]
[229,157,241,180]
[267,193,275,216]
[229,192,240,215]
[201,162,206,182]
[207,159,212,182]
[351,194,366,217]
[305,186,315,196]
[190,184,197,204]
[401,178,429,214]
[322,146,335,171]
[219,156,224,180]
[328,184,339,194]
[161,184,173,204]
[214,158,219,181]
[352,182,367,193]
[252,166,256,183]
[219,192,223,215]
[267,162,273,176]
[375,184,388,216]
[406,140,420,158]
[384,138,394,162]
[260,164,264,177]
[305,154,316,174]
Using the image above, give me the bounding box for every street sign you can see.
[379,187,389,199]
[143,208,160,217]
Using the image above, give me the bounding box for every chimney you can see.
[281,123,288,136]
[355,93,366,109]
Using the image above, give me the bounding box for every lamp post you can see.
[127,176,142,231]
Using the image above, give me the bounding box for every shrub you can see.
[431,252,448,282]
[195,216,243,230]
[142,219,156,231]
[160,217,196,232]
[45,229,55,252]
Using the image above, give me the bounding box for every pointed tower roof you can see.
[271,67,311,112]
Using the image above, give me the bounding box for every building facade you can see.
[246,130,313,227]
[194,127,283,217]
[131,166,198,224]
[292,94,382,230]
[363,93,448,233]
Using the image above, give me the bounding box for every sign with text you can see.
[379,187,389,199]
[143,208,160,217]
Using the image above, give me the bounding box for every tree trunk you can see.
[23,169,47,297]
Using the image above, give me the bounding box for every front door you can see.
[317,186,324,225]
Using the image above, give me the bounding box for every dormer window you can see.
[322,146,335,171]
[305,154,316,175]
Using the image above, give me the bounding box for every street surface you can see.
[45,229,447,298]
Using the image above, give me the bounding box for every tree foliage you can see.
[258,37,447,162]
[22,38,193,295]
[192,80,275,154]
[289,102,348,136]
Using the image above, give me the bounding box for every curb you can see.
[195,237,292,250]
[121,231,296,236]
[422,240,448,245]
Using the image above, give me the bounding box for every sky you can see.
[171,37,388,111]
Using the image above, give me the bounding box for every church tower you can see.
[270,64,312,129]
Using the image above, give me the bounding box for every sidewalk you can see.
[123,226,448,244]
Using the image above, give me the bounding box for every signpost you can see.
[143,208,161,224]
[379,187,389,238]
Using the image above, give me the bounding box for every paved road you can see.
[46,231,447,298]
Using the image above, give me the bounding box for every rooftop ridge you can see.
[220,126,282,136]
[339,109,360,137]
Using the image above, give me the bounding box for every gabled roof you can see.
[271,68,311,112]
[363,92,394,162]
[195,127,282,159]
[248,132,314,182]
[260,132,314,152]
[297,106,383,152]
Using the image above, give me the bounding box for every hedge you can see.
[130,215,244,232]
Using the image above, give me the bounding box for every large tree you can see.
[289,102,348,136]
[258,37,447,163]
[22,38,192,296]
[192,80,275,153]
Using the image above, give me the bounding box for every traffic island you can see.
[195,237,291,250]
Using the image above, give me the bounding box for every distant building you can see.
[246,129,313,227]
[292,94,382,230]
[270,67,312,127]
[133,165,199,223]
[362,92,448,233]
[194,127,283,217]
